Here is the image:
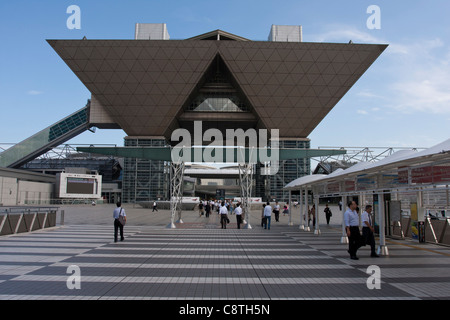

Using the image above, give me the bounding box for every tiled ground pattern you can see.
[0,218,449,300]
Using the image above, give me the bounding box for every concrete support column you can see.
[341,195,348,243]
[304,188,310,231]
[288,190,293,226]
[299,188,304,230]
[359,192,365,228]
[377,193,389,255]
[314,192,320,235]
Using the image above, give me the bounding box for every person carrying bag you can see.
[113,202,126,242]
[219,202,229,229]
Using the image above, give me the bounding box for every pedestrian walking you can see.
[234,202,243,229]
[283,203,289,216]
[324,204,332,225]
[152,201,158,212]
[344,201,363,260]
[261,204,266,227]
[362,205,380,257]
[113,202,126,242]
[205,202,211,218]
[198,201,204,216]
[309,204,316,227]
[219,202,229,229]
[273,201,280,222]
[263,201,272,230]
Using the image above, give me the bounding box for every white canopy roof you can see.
[284,174,327,190]
[284,138,450,190]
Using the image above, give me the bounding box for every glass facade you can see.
[267,139,311,202]
[48,108,88,142]
[122,137,170,203]
[188,93,248,112]
[184,55,251,113]
[120,138,310,203]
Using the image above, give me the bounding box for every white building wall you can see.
[17,180,53,205]
[0,177,18,206]
[135,23,170,40]
[268,25,302,42]
[0,177,53,205]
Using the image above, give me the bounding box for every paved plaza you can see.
[0,204,449,301]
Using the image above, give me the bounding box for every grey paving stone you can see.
[0,205,449,300]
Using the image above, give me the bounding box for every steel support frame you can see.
[168,160,185,229]
[239,162,253,229]
[238,148,255,229]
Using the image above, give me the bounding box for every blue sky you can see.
[1,0,450,150]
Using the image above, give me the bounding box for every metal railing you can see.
[391,216,450,246]
[0,207,58,236]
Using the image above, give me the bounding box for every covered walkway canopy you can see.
[284,138,450,253]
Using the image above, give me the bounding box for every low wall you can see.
[137,201,270,211]
[425,218,450,245]
[391,217,450,246]
[0,207,58,236]
[138,201,197,210]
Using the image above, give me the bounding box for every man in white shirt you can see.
[234,202,243,229]
[344,200,362,260]
[263,201,272,230]
[361,205,379,257]
[113,202,126,242]
[273,202,280,222]
[219,202,229,229]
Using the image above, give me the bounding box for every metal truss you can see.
[315,146,425,164]
[168,160,185,229]
[0,144,13,152]
[238,147,255,229]
[2,144,424,166]
[0,143,118,162]
[238,162,254,229]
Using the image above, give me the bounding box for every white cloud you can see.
[386,38,450,114]
[392,79,450,114]
[356,89,384,99]
[308,24,384,43]
[312,25,450,116]
[27,90,43,95]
